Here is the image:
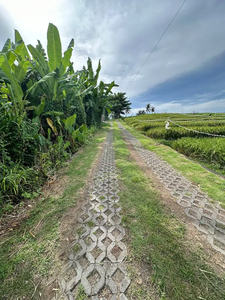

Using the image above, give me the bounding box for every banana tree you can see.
[26,23,93,131]
[81,58,118,125]
[26,23,76,102]
[0,30,31,116]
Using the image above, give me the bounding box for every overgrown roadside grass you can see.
[0,125,109,300]
[120,120,225,205]
[113,121,225,300]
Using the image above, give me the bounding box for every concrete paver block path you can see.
[118,122,225,256]
[57,128,130,299]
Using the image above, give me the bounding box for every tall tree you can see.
[109,92,131,118]
[146,103,151,113]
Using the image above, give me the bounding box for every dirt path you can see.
[117,121,225,259]
[55,127,130,299]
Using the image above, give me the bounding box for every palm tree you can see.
[146,103,151,113]
[151,106,155,113]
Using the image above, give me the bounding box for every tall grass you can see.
[133,120,225,131]
[144,126,225,139]
[172,137,225,168]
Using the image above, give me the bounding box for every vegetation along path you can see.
[2,122,225,299]
[117,121,225,256]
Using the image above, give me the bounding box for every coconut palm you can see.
[146,103,151,113]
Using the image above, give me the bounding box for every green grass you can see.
[120,120,225,205]
[113,121,225,300]
[0,125,109,299]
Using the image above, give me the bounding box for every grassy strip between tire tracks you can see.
[0,125,109,299]
[113,121,225,300]
[120,120,225,206]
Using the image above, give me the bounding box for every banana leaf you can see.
[47,23,62,71]
[1,38,11,53]
[27,44,49,76]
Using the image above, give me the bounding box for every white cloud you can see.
[1,0,225,109]
[150,99,225,114]
[129,99,225,115]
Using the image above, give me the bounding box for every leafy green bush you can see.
[0,163,41,208]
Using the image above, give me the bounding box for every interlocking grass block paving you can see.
[58,128,130,299]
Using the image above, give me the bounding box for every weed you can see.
[76,285,88,300]
[72,244,80,253]
[77,227,85,237]
[87,220,95,228]
[98,205,105,211]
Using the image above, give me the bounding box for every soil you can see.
[0,171,69,238]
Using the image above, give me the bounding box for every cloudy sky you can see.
[1,0,225,114]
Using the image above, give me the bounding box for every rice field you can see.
[124,113,225,171]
